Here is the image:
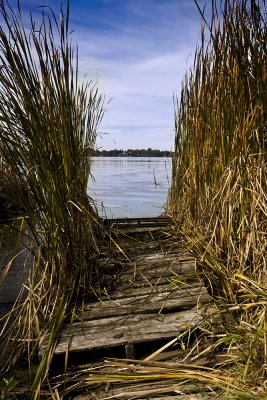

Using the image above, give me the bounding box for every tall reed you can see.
[0,1,104,397]
[169,0,267,394]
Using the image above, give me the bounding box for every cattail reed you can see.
[0,1,104,396]
[169,0,267,393]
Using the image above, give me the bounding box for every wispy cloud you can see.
[71,0,208,150]
[7,0,212,150]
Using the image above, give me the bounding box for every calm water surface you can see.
[88,157,172,218]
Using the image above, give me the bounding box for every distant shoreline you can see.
[92,155,172,157]
[92,148,172,157]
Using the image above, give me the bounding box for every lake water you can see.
[88,157,172,218]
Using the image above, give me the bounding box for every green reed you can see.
[0,1,105,397]
[169,0,267,395]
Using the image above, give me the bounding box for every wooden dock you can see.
[45,217,215,399]
[103,216,171,233]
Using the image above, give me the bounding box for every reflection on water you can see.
[88,157,172,218]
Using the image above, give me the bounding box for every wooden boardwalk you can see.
[51,217,209,357]
[47,218,214,399]
[1,218,216,399]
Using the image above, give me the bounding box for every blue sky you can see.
[6,0,212,150]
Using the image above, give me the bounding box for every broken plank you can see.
[53,308,204,355]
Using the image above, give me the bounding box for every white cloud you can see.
[77,43,196,150]
[66,0,207,150]
[5,0,210,150]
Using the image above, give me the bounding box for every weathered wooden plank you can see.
[78,296,208,321]
[53,308,204,354]
[98,242,188,259]
[100,258,196,279]
[73,379,211,400]
[104,220,171,235]
[73,308,200,337]
[102,386,211,400]
[106,278,202,300]
[104,217,171,226]
[146,396,210,400]
[74,392,211,400]
[115,260,197,282]
[74,391,211,400]
[104,217,170,222]
[77,284,209,320]
[116,275,199,292]
[120,273,197,288]
[112,260,196,280]
[118,226,169,234]
[132,255,196,267]
[139,253,193,261]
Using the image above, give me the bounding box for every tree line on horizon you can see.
[92,148,172,157]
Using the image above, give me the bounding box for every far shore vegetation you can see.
[92,148,171,157]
